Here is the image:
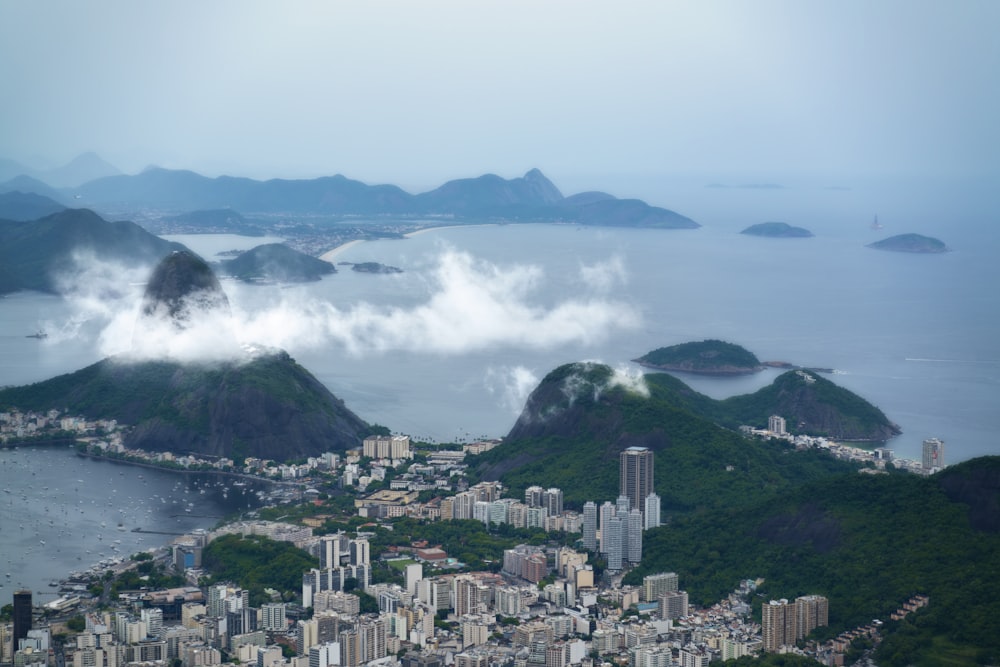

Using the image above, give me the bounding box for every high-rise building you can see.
[12,590,32,647]
[922,438,945,471]
[794,595,829,640]
[768,415,786,436]
[524,486,545,508]
[761,599,797,652]
[582,502,598,552]
[627,508,643,564]
[261,603,287,632]
[642,572,679,602]
[606,515,624,571]
[598,502,615,554]
[544,488,564,516]
[658,590,689,620]
[643,493,661,531]
[620,446,654,512]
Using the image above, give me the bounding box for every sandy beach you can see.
[318,239,367,262]
[320,224,501,262]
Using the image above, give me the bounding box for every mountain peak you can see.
[139,250,231,329]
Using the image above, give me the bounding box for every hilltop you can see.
[634,339,762,375]
[713,369,901,441]
[0,207,185,295]
[0,351,371,460]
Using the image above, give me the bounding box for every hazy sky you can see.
[2,1,998,197]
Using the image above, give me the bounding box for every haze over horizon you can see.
[2,1,998,209]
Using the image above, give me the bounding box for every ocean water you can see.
[0,445,263,602]
[1,216,998,466]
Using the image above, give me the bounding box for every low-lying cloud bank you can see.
[56,248,642,364]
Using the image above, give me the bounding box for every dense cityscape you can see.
[1,416,946,667]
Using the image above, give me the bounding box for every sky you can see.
[2,1,999,202]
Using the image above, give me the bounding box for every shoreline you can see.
[318,239,366,262]
[403,222,501,238]
[318,223,502,263]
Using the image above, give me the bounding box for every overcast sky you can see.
[2,1,998,198]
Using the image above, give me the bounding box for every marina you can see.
[0,444,265,597]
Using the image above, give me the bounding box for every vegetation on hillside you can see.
[201,534,318,606]
[473,363,859,511]
[623,460,1000,666]
[0,351,372,460]
[710,370,900,440]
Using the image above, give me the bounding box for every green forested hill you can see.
[473,363,859,510]
[0,351,371,460]
[626,458,1000,666]
[711,369,901,441]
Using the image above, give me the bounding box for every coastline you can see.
[318,239,366,262]
[403,223,500,238]
[318,223,502,262]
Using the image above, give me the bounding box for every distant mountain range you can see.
[0,154,699,228]
[0,152,121,188]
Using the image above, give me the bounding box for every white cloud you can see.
[57,248,642,364]
[607,363,650,398]
[578,255,628,293]
[484,365,540,416]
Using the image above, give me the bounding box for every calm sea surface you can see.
[0,445,262,604]
[1,188,999,599]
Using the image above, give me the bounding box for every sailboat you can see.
[870,215,883,231]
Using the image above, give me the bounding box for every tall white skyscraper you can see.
[606,515,624,571]
[627,508,643,564]
[644,493,661,530]
[598,501,615,554]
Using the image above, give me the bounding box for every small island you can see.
[867,233,948,254]
[339,261,403,274]
[741,221,814,238]
[634,339,763,375]
[219,243,336,283]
